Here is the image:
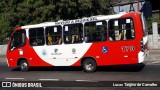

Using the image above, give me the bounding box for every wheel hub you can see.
[21,63,27,70]
[86,63,93,70]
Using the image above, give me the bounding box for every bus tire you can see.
[19,60,29,72]
[83,58,97,72]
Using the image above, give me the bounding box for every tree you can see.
[0,0,110,44]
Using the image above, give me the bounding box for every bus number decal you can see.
[121,46,135,52]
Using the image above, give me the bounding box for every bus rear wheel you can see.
[19,60,29,72]
[83,58,97,72]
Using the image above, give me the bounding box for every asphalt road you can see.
[0,57,160,89]
[0,62,160,81]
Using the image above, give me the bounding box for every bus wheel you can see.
[19,60,29,72]
[83,59,97,72]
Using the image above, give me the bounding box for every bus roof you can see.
[21,12,136,29]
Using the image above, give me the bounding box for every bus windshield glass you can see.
[10,30,26,50]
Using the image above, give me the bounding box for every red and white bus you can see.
[6,12,149,72]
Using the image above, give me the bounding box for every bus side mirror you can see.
[11,46,15,51]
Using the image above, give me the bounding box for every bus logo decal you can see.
[54,49,58,53]
[42,50,47,56]
[72,48,76,54]
[51,49,62,55]
[102,46,108,53]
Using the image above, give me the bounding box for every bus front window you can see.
[10,30,26,51]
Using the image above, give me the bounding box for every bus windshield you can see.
[10,30,26,50]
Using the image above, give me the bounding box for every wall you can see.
[148,22,160,49]
[0,45,7,56]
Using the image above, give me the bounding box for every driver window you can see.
[10,30,26,50]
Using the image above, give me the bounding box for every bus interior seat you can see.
[66,36,71,43]
[118,31,124,40]
[58,37,62,44]
[48,33,53,45]
[72,35,78,43]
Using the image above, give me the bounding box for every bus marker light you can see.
[124,56,128,58]
[19,50,23,55]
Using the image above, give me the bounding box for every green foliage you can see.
[0,0,110,44]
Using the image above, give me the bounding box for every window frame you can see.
[108,17,135,42]
[29,27,45,46]
[9,30,26,50]
[63,23,83,44]
[84,20,107,43]
[45,25,62,45]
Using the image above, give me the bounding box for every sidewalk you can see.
[144,50,160,65]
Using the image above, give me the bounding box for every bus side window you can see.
[64,23,83,44]
[45,26,62,45]
[109,18,135,41]
[30,38,37,46]
[125,19,135,39]
[126,23,132,39]
[84,21,107,43]
[109,20,115,41]
[29,27,45,46]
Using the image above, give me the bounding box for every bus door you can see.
[8,30,26,62]
[108,18,137,64]
[62,24,84,66]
